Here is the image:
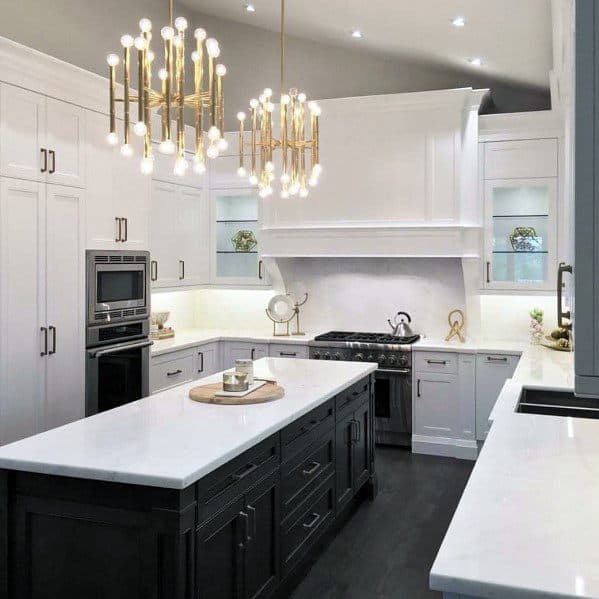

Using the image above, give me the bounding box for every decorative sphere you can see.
[194,28,207,41]
[281,94,291,105]
[263,87,273,97]
[193,161,206,175]
[237,167,247,178]
[120,143,134,157]
[174,17,188,31]
[206,145,219,159]
[237,111,246,122]
[134,36,147,51]
[299,187,309,198]
[133,121,147,137]
[249,174,259,185]
[106,53,120,67]
[106,132,119,146]
[280,173,290,184]
[139,18,152,33]
[161,26,175,40]
[207,126,220,141]
[158,68,168,81]
[120,34,134,48]
[297,92,307,103]
[140,157,154,175]
[205,38,220,58]
[215,64,227,77]
[159,139,175,155]
[249,98,259,109]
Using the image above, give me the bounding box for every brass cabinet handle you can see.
[150,260,158,281]
[486,261,491,284]
[49,150,56,174]
[48,326,56,355]
[179,259,185,280]
[40,148,48,173]
[40,326,48,356]
[115,217,122,242]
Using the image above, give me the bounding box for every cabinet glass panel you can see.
[491,184,550,284]
[215,191,259,279]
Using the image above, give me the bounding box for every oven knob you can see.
[378,354,386,364]
[312,352,321,360]
[366,354,375,362]
[324,352,331,360]
[354,353,364,361]
[333,352,342,360]
[398,355,408,366]
[387,355,397,366]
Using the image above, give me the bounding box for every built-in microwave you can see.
[86,250,151,327]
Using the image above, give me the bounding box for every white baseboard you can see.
[412,435,478,460]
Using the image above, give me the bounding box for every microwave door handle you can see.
[91,340,153,359]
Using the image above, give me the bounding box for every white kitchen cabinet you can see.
[269,344,309,359]
[150,349,195,394]
[44,185,85,431]
[484,139,558,180]
[475,353,519,440]
[210,187,269,286]
[0,178,85,445]
[150,180,208,289]
[222,342,269,369]
[0,178,46,445]
[194,342,221,377]
[414,372,459,439]
[85,110,150,250]
[0,84,86,188]
[483,178,557,290]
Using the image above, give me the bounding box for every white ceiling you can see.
[181,0,553,88]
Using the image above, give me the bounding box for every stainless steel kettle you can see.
[388,312,414,338]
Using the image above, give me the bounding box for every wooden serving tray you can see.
[189,382,285,405]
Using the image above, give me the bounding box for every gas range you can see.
[308,331,420,370]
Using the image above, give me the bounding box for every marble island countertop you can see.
[0,358,376,489]
[429,345,599,599]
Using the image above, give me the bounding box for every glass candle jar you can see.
[235,359,254,384]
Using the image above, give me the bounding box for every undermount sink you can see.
[517,388,599,419]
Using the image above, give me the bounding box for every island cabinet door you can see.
[352,400,371,490]
[335,412,354,512]
[196,495,246,599]
[243,472,280,599]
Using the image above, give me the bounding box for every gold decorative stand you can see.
[265,309,295,336]
[291,293,308,336]
[445,309,466,343]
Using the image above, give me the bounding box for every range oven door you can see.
[86,339,152,416]
[374,368,412,447]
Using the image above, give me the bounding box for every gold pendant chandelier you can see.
[236,0,321,199]
[106,0,227,176]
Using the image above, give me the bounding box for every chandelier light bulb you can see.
[250,98,259,109]
[194,28,207,41]
[193,160,206,175]
[174,17,188,31]
[133,121,147,136]
[308,177,318,187]
[217,138,229,151]
[281,94,291,105]
[139,18,152,33]
[206,145,219,159]
[281,190,290,199]
[290,181,301,195]
[205,38,220,57]
[106,131,119,146]
[106,53,120,67]
[312,163,323,177]
[308,101,321,116]
[174,157,189,176]
[158,68,168,81]
[191,50,200,62]
[120,34,134,48]
[140,156,154,174]
[215,64,227,77]
[265,102,275,112]
[263,87,273,98]
[208,125,220,141]
[120,143,134,157]
[249,174,258,185]
[147,50,155,62]
[258,94,266,104]
[265,161,275,173]
[280,172,290,184]
[134,36,147,51]
[299,187,309,198]
[237,111,246,122]
[159,139,175,155]
[161,26,175,40]
[237,166,247,177]
[297,92,307,103]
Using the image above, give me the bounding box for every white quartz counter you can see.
[0,358,376,489]
[429,346,599,599]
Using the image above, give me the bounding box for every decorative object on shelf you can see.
[236,0,321,199]
[189,380,285,404]
[541,335,572,352]
[445,309,465,343]
[266,294,296,336]
[290,292,309,336]
[509,227,542,252]
[231,229,258,252]
[150,311,175,339]
[529,307,544,345]
[105,0,228,177]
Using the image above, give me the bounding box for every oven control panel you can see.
[309,347,411,369]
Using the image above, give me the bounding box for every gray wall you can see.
[0,0,550,128]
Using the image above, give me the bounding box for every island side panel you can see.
[0,471,8,599]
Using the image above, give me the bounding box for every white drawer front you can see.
[414,351,458,374]
[151,353,194,393]
[269,344,309,359]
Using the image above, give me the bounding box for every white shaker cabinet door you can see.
[0,178,46,445]
[0,84,46,182]
[150,180,179,288]
[44,185,86,431]
[195,343,221,378]
[45,98,86,188]
[413,372,458,438]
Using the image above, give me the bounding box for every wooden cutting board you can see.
[189,382,285,405]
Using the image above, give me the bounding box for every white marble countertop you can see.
[0,358,376,489]
[151,328,527,357]
[429,345,599,599]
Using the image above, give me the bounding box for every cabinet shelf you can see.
[216,219,258,224]
[492,214,549,218]
[492,250,548,254]
[217,250,258,254]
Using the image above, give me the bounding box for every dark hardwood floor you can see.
[290,446,474,599]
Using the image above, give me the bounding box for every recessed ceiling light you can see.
[244,3,255,12]
[468,57,483,67]
[452,16,466,27]
[351,30,364,39]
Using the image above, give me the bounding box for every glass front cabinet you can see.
[483,178,557,290]
[210,187,268,286]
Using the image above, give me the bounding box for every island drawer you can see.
[281,474,335,578]
[281,399,334,461]
[269,344,309,359]
[414,351,457,374]
[335,377,370,420]
[196,434,280,522]
[281,429,335,521]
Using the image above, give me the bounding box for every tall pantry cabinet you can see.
[0,84,86,444]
